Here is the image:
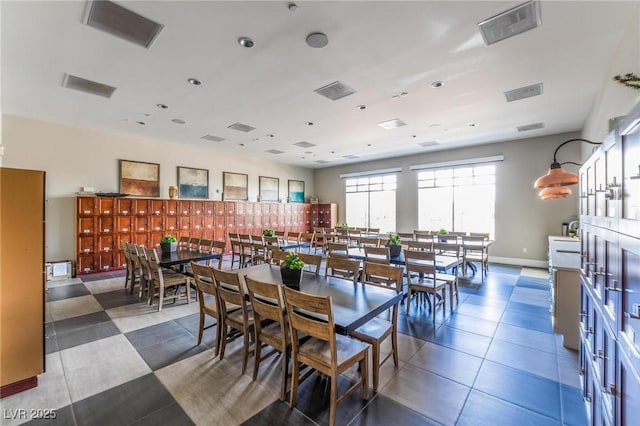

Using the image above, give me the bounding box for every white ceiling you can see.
[1,1,636,168]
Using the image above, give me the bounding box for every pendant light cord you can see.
[552,138,601,163]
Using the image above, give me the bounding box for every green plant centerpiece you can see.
[340,223,349,230]
[160,234,178,253]
[437,228,448,235]
[385,232,402,257]
[280,251,305,289]
[263,228,275,237]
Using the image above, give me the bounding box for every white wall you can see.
[1,115,314,262]
[314,133,582,266]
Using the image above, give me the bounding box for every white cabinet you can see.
[548,236,580,349]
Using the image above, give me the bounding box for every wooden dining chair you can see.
[270,247,289,265]
[178,236,190,249]
[127,244,147,297]
[298,232,315,253]
[406,240,433,252]
[325,257,361,283]
[143,247,191,311]
[297,252,322,275]
[190,263,223,355]
[351,261,403,391]
[311,228,328,254]
[470,232,490,238]
[326,242,349,258]
[188,237,201,250]
[210,240,226,269]
[413,230,433,242]
[282,286,369,426]
[358,236,380,249]
[364,246,390,264]
[229,237,243,269]
[122,242,138,293]
[404,249,453,323]
[212,268,254,373]
[462,235,490,278]
[245,276,290,401]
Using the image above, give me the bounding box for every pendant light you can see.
[539,186,572,200]
[534,138,601,191]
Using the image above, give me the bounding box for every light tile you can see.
[59,334,151,402]
[408,341,483,387]
[47,295,102,321]
[84,277,127,294]
[486,339,558,382]
[379,332,427,362]
[45,277,83,289]
[107,303,173,333]
[381,364,470,425]
[494,323,558,355]
[558,355,582,389]
[520,267,550,279]
[159,301,200,320]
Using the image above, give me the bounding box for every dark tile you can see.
[474,361,561,420]
[428,326,492,358]
[129,402,194,426]
[47,284,90,301]
[489,264,523,274]
[289,373,370,426]
[45,333,59,354]
[560,384,589,426]
[56,322,121,351]
[506,301,552,319]
[73,374,176,426]
[23,404,75,426]
[93,289,141,310]
[242,400,317,426]
[444,312,499,337]
[457,390,559,426]
[126,321,186,350]
[396,314,436,341]
[501,310,553,334]
[174,313,218,347]
[53,311,112,335]
[350,393,439,426]
[516,277,550,290]
[136,333,210,370]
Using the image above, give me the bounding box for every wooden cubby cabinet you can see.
[578,102,640,426]
[76,197,313,275]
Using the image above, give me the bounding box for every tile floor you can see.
[1,260,588,425]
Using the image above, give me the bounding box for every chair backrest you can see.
[282,286,334,353]
[362,261,403,290]
[188,237,201,250]
[413,230,432,241]
[178,236,190,248]
[366,227,380,236]
[448,231,467,237]
[208,240,226,268]
[470,232,490,238]
[358,236,380,248]
[190,262,219,312]
[274,230,286,237]
[403,249,437,277]
[229,237,242,254]
[238,234,252,243]
[199,239,213,251]
[270,248,289,265]
[407,240,433,252]
[246,276,285,332]
[143,247,164,285]
[461,236,488,256]
[364,246,390,264]
[437,235,459,244]
[287,231,301,242]
[298,252,322,275]
[325,257,361,283]
[397,232,415,242]
[326,242,349,258]
[433,242,460,258]
[212,268,247,309]
[263,236,279,247]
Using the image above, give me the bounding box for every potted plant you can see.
[263,228,275,237]
[160,234,178,253]
[385,232,402,257]
[280,251,305,289]
[340,223,349,230]
[437,228,448,235]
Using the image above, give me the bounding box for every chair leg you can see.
[372,342,380,391]
[392,324,399,366]
[406,289,411,314]
[252,335,261,381]
[329,374,338,426]
[280,349,289,402]
[361,349,369,400]
[289,359,299,409]
[197,312,205,345]
[214,318,221,357]
[219,324,228,360]
[241,330,249,374]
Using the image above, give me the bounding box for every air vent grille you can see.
[504,83,543,102]
[83,0,164,48]
[378,119,407,130]
[201,134,225,142]
[478,1,541,46]
[294,141,316,148]
[517,122,544,132]
[314,81,356,101]
[265,149,284,154]
[62,73,116,98]
[419,141,439,147]
[228,122,256,132]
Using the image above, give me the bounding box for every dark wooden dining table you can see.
[239,263,402,335]
[157,248,221,272]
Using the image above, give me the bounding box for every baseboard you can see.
[490,256,548,269]
[0,376,38,399]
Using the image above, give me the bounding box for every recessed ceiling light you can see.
[157,103,168,109]
[172,119,186,124]
[400,92,408,97]
[367,144,372,147]
[136,121,146,125]
[253,138,260,142]
[187,78,202,86]
[468,123,476,127]
[356,105,367,110]
[431,81,444,88]
[330,151,335,154]
[288,3,298,12]
[238,37,254,48]
[143,113,151,117]
[411,135,417,138]
[239,143,245,146]
[306,121,314,126]
[267,134,275,138]
[306,32,328,48]
[377,118,407,129]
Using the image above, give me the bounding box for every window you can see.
[345,174,396,232]
[418,164,495,236]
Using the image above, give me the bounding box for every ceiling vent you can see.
[478,1,541,46]
[314,81,356,101]
[315,160,330,164]
[378,118,407,130]
[517,122,544,132]
[419,141,439,147]
[62,73,116,98]
[294,141,316,148]
[265,149,284,154]
[504,83,543,102]
[201,134,225,142]
[343,155,360,159]
[227,122,256,132]
[83,0,164,49]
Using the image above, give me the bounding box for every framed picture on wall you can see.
[288,179,305,203]
[177,166,209,199]
[259,176,279,202]
[223,171,248,201]
[119,159,160,197]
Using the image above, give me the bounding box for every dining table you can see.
[239,263,403,335]
[346,247,462,273]
[157,247,222,273]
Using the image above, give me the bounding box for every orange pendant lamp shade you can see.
[539,186,572,200]
[534,162,579,189]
